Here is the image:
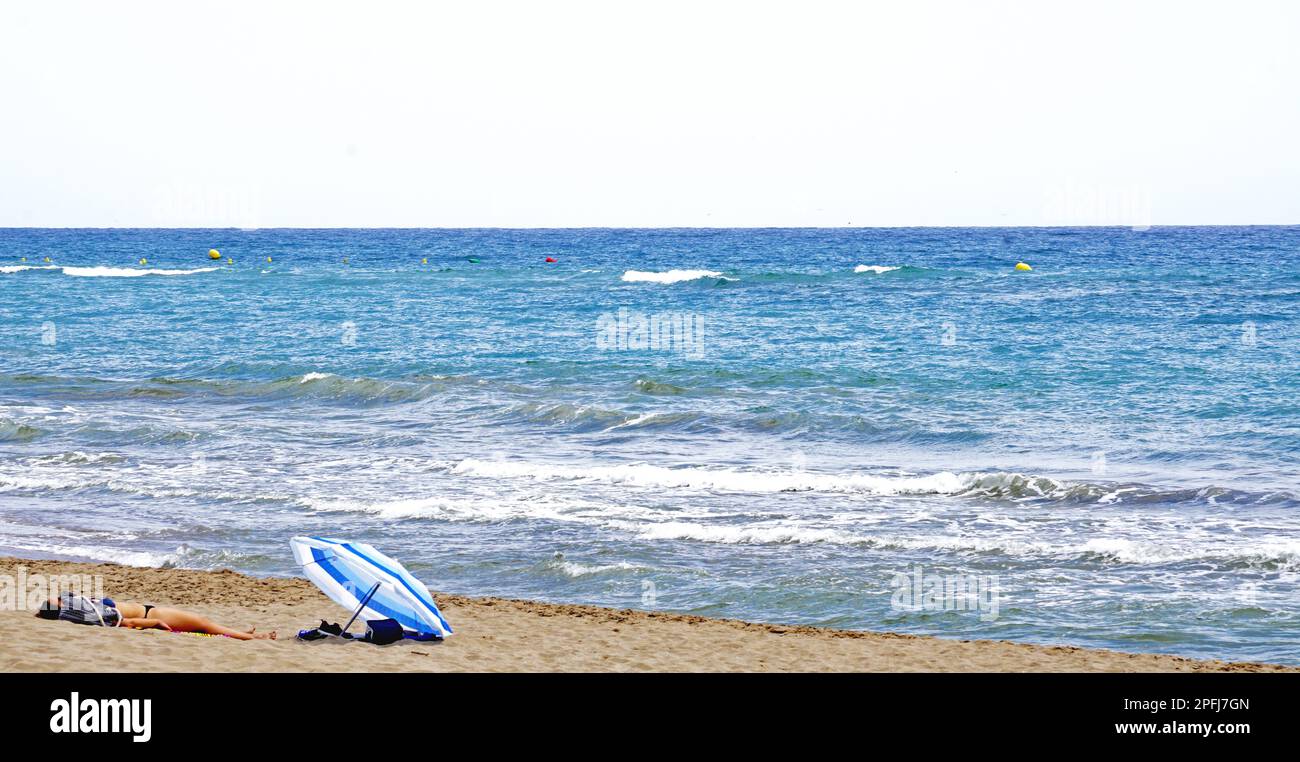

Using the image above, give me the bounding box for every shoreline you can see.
[1,556,1292,672]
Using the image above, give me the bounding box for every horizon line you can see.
[2,224,1299,231]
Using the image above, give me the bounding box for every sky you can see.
[1,1,1297,227]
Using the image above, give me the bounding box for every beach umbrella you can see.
[290,536,453,638]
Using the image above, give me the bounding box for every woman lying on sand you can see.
[37,593,276,640]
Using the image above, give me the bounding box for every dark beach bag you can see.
[295,618,405,644]
[364,618,404,645]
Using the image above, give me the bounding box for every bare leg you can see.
[152,606,276,640]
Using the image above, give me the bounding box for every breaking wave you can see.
[621,269,727,284]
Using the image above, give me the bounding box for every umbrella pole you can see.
[341,582,382,636]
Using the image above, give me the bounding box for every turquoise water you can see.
[2,227,1297,663]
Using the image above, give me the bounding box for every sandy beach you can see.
[1,556,1290,673]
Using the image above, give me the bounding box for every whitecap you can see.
[59,266,219,278]
[0,265,60,274]
[621,269,725,284]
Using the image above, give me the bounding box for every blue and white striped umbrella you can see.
[290,536,453,638]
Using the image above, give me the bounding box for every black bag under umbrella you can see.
[296,617,412,645]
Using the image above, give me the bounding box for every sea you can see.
[1,226,1296,663]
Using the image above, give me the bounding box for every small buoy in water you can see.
[209,249,221,260]
[44,256,51,263]
[421,257,427,265]
[266,256,272,263]
[343,257,349,265]
[226,258,233,265]
[1015,262,1032,271]
[139,258,148,265]
[20,257,26,262]
[545,256,556,263]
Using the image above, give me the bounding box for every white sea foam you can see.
[0,538,184,568]
[0,472,104,492]
[617,520,994,549]
[302,493,556,522]
[621,269,724,284]
[548,559,643,577]
[854,264,901,274]
[299,372,334,383]
[0,467,299,505]
[59,266,220,278]
[0,265,60,274]
[297,487,736,529]
[451,458,968,495]
[618,520,1300,568]
[292,477,1300,566]
[632,521,854,545]
[29,451,126,466]
[603,412,664,431]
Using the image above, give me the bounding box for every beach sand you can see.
[1,556,1290,673]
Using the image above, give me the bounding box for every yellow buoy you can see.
[20,257,26,262]
[266,256,272,263]
[1015,262,1032,271]
[208,249,221,260]
[139,258,148,265]
[421,257,427,265]
[44,257,51,263]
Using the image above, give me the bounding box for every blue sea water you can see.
[1,227,1297,664]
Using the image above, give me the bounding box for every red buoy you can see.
[545,257,556,263]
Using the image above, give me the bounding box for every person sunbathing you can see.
[37,593,276,640]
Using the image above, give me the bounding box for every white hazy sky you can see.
[1,1,1297,227]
